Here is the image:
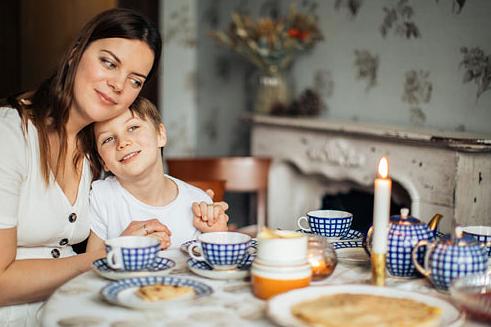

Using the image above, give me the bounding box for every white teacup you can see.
[105,236,160,271]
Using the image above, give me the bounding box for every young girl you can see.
[85,97,229,252]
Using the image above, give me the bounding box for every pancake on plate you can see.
[136,284,195,302]
[291,293,442,327]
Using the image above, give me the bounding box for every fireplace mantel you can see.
[251,115,491,233]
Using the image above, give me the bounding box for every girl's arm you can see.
[86,231,105,252]
[0,227,105,306]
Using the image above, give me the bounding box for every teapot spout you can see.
[427,213,443,232]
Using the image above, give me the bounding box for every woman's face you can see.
[72,38,154,125]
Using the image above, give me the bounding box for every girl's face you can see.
[94,109,166,182]
[72,38,154,125]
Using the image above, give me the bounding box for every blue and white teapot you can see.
[367,208,443,278]
[412,227,489,290]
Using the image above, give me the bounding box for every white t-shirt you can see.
[90,175,211,248]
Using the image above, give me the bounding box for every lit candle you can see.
[372,157,392,253]
[371,156,392,286]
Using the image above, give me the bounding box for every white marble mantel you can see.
[250,115,491,233]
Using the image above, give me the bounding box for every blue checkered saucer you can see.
[298,229,364,243]
[187,258,251,280]
[100,276,213,310]
[92,256,176,280]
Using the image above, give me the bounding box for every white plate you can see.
[268,284,464,327]
[187,258,250,280]
[92,255,175,280]
[100,276,213,310]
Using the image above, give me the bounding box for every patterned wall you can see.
[177,0,491,156]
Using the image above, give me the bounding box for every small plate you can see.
[92,255,175,280]
[187,259,250,280]
[100,276,213,310]
[268,284,464,327]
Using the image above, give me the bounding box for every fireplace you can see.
[251,115,491,234]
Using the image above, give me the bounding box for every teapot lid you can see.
[390,208,423,226]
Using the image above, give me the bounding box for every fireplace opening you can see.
[321,180,411,234]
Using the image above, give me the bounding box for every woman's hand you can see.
[120,219,172,249]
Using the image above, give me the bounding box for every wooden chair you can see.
[186,179,226,202]
[167,157,272,229]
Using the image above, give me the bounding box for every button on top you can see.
[59,238,69,246]
[51,249,60,258]
[68,213,77,223]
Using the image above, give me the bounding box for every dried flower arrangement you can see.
[209,4,323,75]
[460,47,491,99]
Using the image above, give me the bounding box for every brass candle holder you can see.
[371,252,386,286]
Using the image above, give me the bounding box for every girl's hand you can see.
[192,202,229,233]
[121,219,172,249]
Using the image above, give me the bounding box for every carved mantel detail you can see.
[306,139,366,168]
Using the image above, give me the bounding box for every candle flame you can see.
[378,157,389,178]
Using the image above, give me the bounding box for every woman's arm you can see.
[0,227,105,306]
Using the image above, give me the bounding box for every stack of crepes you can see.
[291,293,442,327]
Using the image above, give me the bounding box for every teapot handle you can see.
[412,240,433,277]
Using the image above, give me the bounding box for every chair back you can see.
[186,179,226,202]
[167,157,271,227]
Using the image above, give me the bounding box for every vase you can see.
[254,72,289,114]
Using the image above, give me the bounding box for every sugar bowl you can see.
[251,229,311,299]
[412,227,489,290]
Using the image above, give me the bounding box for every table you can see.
[41,249,487,327]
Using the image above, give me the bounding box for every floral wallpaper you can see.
[189,0,491,157]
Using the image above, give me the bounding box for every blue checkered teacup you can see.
[105,236,160,271]
[188,232,253,270]
[297,210,353,239]
[462,226,491,258]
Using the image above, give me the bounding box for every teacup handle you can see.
[247,245,257,256]
[412,240,432,277]
[297,216,311,232]
[188,243,205,261]
[106,248,123,270]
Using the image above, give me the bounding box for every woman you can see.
[0,8,166,325]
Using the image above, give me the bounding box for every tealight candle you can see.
[371,156,392,286]
[307,236,337,281]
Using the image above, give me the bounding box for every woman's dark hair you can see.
[8,8,162,184]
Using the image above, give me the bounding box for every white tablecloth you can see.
[41,249,488,327]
